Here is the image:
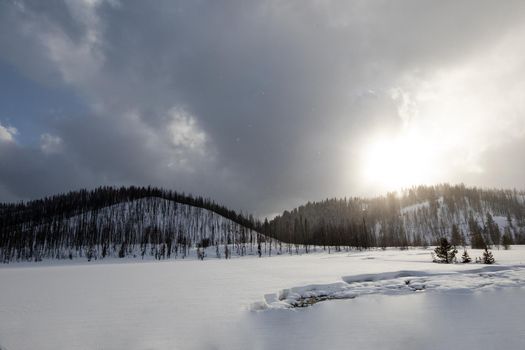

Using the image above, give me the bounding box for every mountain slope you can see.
[0,186,270,262]
[2,184,525,263]
[267,184,525,248]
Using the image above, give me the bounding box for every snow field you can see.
[0,246,524,350]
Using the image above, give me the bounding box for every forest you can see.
[266,184,525,249]
[0,186,267,262]
[1,184,524,262]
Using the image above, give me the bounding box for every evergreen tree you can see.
[257,235,262,258]
[461,249,471,263]
[450,224,462,246]
[482,248,495,264]
[485,213,501,248]
[118,242,126,258]
[469,217,486,249]
[433,238,457,264]
[501,227,514,250]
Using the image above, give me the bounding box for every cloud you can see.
[0,123,17,143]
[386,26,525,178]
[168,108,206,152]
[1,0,525,215]
[40,133,63,154]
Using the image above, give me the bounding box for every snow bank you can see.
[257,265,525,310]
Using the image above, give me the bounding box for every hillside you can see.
[2,184,525,263]
[266,184,525,249]
[0,186,270,263]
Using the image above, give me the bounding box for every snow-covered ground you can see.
[1,247,524,350]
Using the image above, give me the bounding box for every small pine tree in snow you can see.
[433,238,457,264]
[482,248,495,264]
[461,249,471,263]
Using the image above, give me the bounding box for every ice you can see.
[260,265,525,310]
[242,289,525,350]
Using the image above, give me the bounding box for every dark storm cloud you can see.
[1,0,525,215]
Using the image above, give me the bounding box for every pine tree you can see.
[485,213,501,248]
[224,244,230,259]
[482,248,495,264]
[502,227,514,250]
[461,249,471,263]
[450,224,462,246]
[433,238,457,264]
[257,234,262,258]
[118,242,126,258]
[469,217,486,249]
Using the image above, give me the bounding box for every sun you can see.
[361,131,437,191]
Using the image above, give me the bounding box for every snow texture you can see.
[1,246,525,350]
[257,265,525,309]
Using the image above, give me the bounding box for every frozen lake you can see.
[1,248,525,350]
[240,288,525,350]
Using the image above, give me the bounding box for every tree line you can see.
[0,186,269,262]
[266,184,525,249]
[1,183,524,263]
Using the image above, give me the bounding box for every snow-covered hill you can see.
[1,195,273,263]
[3,184,525,263]
[269,185,525,247]
[400,195,519,246]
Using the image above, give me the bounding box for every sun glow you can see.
[361,131,439,191]
[358,59,515,192]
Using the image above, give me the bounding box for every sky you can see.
[1,0,525,217]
